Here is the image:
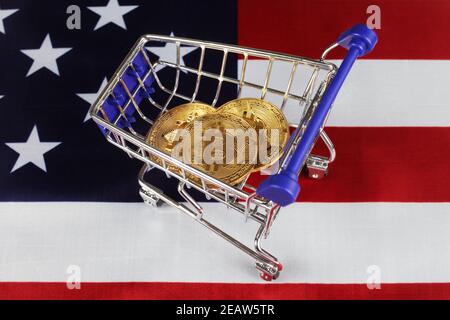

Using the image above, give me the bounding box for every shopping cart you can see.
[89,24,377,281]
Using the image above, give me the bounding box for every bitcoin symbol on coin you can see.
[184,113,256,186]
[146,103,215,172]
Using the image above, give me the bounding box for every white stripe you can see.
[1,202,450,283]
[239,59,450,126]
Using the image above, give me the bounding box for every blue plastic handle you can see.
[256,24,378,206]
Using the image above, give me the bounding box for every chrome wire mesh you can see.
[89,34,337,215]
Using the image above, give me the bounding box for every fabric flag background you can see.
[0,0,449,299]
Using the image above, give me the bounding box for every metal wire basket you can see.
[89,25,377,281]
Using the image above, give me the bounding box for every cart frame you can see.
[89,25,377,280]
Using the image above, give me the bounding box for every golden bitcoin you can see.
[183,113,257,186]
[217,98,289,171]
[146,102,215,172]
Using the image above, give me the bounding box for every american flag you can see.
[0,0,449,299]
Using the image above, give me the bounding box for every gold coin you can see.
[146,102,215,172]
[183,113,257,186]
[217,98,289,171]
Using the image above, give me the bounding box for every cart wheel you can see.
[260,272,273,282]
[142,198,162,207]
[256,261,282,281]
[277,262,283,272]
[145,198,162,207]
[306,155,328,179]
[140,188,163,207]
[307,167,328,179]
[272,271,280,280]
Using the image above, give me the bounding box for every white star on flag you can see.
[5,126,61,173]
[21,34,72,77]
[0,7,18,34]
[88,0,138,31]
[77,78,108,122]
[146,32,198,73]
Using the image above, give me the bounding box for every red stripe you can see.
[247,127,450,202]
[1,282,450,300]
[238,0,450,59]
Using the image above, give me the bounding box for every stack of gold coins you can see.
[146,98,290,187]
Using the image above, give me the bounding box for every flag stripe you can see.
[2,202,450,283]
[2,282,450,300]
[238,0,450,59]
[241,60,450,127]
[250,127,450,202]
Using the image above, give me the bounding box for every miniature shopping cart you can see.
[89,24,377,281]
